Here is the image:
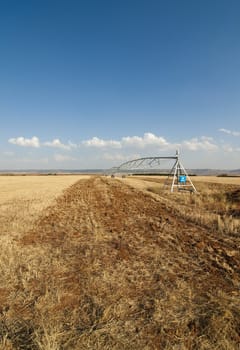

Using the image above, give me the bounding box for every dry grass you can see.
[128,175,240,186]
[194,176,240,185]
[0,175,239,349]
[0,175,90,349]
[0,175,89,237]
[122,176,240,234]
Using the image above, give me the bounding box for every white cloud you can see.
[222,144,234,153]
[82,133,169,150]
[219,128,240,136]
[68,141,78,149]
[122,132,169,148]
[221,144,240,153]
[54,154,76,162]
[44,139,74,150]
[182,136,218,151]
[219,128,232,134]
[82,133,221,154]
[8,136,40,148]
[8,136,77,151]
[4,131,240,169]
[82,137,121,148]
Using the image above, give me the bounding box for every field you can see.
[0,175,239,349]
[0,175,89,237]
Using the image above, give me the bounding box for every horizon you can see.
[1,1,240,170]
[0,166,240,173]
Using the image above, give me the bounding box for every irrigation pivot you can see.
[111,150,197,193]
[164,150,197,193]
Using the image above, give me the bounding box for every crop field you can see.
[0,175,239,349]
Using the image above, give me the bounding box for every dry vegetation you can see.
[0,175,239,349]
[124,176,240,235]
[0,175,89,237]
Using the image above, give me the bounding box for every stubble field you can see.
[0,175,239,349]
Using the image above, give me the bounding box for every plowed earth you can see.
[3,177,240,349]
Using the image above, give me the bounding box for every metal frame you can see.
[114,156,176,171]
[164,151,197,192]
[111,150,197,193]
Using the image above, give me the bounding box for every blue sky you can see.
[1,0,240,169]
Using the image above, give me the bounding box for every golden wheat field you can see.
[0,174,239,349]
[0,175,89,237]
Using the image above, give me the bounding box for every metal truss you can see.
[114,156,177,171]
[110,151,197,193]
[164,155,197,193]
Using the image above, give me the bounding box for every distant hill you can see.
[0,168,240,177]
[188,169,240,176]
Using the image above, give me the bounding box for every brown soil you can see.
[2,176,240,349]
